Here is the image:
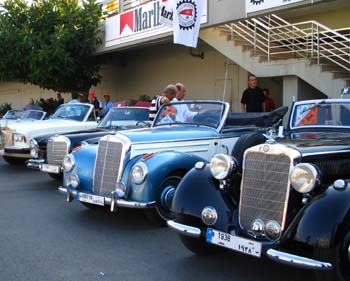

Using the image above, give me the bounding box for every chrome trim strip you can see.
[167,220,202,238]
[266,249,333,270]
[302,150,350,157]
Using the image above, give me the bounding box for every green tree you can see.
[0,0,102,94]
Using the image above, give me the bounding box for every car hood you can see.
[281,131,350,156]
[6,119,98,140]
[118,126,219,143]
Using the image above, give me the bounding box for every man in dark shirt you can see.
[241,74,266,112]
[88,92,102,117]
[149,85,177,122]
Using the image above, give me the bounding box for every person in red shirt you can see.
[263,88,276,112]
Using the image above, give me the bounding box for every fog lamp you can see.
[201,206,218,226]
[115,182,127,197]
[290,163,319,193]
[265,220,282,241]
[68,174,80,189]
[210,154,237,180]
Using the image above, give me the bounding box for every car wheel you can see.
[231,132,266,172]
[48,173,62,180]
[176,214,217,255]
[3,156,25,165]
[144,174,183,226]
[313,230,350,281]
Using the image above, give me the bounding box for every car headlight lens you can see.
[130,162,148,184]
[290,163,319,193]
[62,154,75,173]
[115,182,127,197]
[13,133,26,144]
[210,154,237,180]
[68,174,80,189]
[30,139,39,158]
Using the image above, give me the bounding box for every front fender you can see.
[125,151,205,202]
[284,182,350,249]
[172,164,233,231]
[64,145,97,192]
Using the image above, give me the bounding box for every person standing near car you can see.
[241,74,266,112]
[172,82,197,122]
[149,85,177,122]
[88,92,102,117]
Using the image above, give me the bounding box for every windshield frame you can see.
[98,106,150,128]
[2,110,22,120]
[49,103,94,122]
[19,110,47,120]
[152,100,229,132]
[289,99,350,130]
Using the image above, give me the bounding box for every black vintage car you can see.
[168,98,350,281]
[27,106,150,179]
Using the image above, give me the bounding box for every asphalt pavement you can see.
[0,157,315,281]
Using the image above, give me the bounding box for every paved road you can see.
[0,158,315,281]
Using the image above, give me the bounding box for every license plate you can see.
[77,193,105,206]
[41,164,60,174]
[206,228,262,257]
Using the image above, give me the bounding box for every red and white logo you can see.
[120,11,134,36]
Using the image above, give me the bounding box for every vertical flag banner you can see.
[173,0,205,48]
[160,0,174,27]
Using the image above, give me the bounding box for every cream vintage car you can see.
[0,103,97,164]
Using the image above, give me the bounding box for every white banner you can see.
[246,0,304,13]
[159,0,174,27]
[173,0,206,48]
[105,0,207,48]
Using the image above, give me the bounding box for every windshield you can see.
[50,104,90,122]
[3,110,22,120]
[291,101,350,129]
[153,101,226,129]
[99,107,150,128]
[20,110,45,120]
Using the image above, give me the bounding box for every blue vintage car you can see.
[59,100,287,224]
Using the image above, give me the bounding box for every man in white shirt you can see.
[172,83,197,122]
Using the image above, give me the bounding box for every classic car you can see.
[27,106,150,179]
[0,110,47,126]
[0,103,97,164]
[167,98,350,281]
[58,100,287,225]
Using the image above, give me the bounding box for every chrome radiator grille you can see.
[239,150,292,231]
[47,137,69,165]
[93,139,123,197]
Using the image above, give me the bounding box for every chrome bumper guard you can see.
[266,249,333,270]
[58,187,157,209]
[27,159,45,170]
[167,220,202,238]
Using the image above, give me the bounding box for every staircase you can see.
[200,14,350,98]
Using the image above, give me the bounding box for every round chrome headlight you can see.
[290,163,319,193]
[62,154,75,173]
[210,154,237,180]
[115,182,127,197]
[68,174,80,189]
[30,139,39,158]
[130,162,148,184]
[265,220,282,241]
[201,206,218,226]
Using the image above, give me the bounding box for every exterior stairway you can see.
[200,14,350,98]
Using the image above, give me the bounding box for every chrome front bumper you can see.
[58,187,157,209]
[167,220,333,270]
[27,159,45,170]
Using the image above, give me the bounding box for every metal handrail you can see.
[221,14,350,73]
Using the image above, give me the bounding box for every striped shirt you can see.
[149,95,163,122]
